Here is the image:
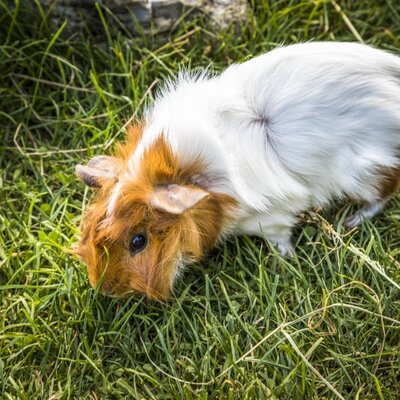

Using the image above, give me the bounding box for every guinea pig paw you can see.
[276,241,295,258]
[345,213,363,228]
[345,201,386,228]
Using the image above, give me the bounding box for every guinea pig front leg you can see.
[263,226,295,257]
[239,212,296,257]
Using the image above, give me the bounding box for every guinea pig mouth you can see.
[98,282,136,298]
[96,279,117,296]
[106,290,135,299]
[97,277,170,300]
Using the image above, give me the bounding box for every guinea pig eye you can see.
[129,233,147,255]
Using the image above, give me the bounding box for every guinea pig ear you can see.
[150,184,210,214]
[76,155,122,188]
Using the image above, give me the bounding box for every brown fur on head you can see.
[75,124,237,301]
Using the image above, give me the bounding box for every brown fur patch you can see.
[76,123,237,301]
[114,122,144,164]
[378,165,400,199]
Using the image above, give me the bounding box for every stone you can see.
[38,0,248,39]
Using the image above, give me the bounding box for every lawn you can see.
[1,0,400,398]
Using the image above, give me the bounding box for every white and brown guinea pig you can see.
[76,42,400,300]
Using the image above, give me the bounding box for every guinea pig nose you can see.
[99,281,115,296]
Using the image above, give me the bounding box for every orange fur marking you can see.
[114,122,144,164]
[76,123,237,301]
[378,165,400,199]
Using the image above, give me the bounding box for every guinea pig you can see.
[76,42,400,300]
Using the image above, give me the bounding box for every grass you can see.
[1,0,400,398]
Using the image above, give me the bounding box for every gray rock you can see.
[39,0,248,39]
[152,0,182,21]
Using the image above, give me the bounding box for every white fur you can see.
[128,42,400,251]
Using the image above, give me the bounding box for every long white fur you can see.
[127,42,400,253]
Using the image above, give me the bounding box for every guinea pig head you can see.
[75,125,237,301]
